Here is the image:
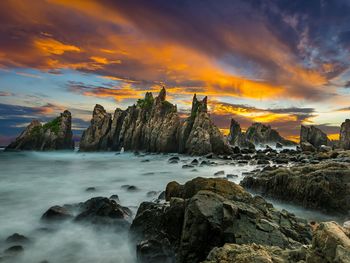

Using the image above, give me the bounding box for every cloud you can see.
[0,91,13,96]
[0,0,348,102]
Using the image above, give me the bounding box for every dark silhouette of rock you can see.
[245,123,295,146]
[241,162,350,214]
[228,120,295,148]
[79,104,112,151]
[340,119,350,150]
[75,197,131,229]
[131,177,312,263]
[300,125,330,149]
[5,233,29,244]
[5,110,74,151]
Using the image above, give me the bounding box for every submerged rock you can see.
[5,233,29,244]
[131,177,311,263]
[41,205,73,222]
[5,110,74,151]
[241,162,350,214]
[75,197,131,229]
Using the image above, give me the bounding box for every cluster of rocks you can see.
[241,162,350,215]
[5,110,74,151]
[228,119,296,149]
[80,88,231,155]
[130,177,312,262]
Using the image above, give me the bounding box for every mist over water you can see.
[0,150,338,262]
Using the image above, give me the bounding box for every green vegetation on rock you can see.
[137,95,154,110]
[30,126,42,138]
[43,117,61,135]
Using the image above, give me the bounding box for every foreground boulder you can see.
[340,119,350,150]
[130,177,312,263]
[241,162,350,214]
[5,110,74,151]
[202,221,350,263]
[79,104,112,151]
[300,125,330,149]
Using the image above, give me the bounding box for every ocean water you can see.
[0,150,337,262]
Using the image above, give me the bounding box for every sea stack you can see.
[5,110,74,151]
[80,88,230,155]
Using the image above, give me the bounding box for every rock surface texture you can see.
[340,119,350,150]
[6,110,74,151]
[241,162,350,214]
[79,104,112,151]
[130,177,312,263]
[80,88,231,155]
[202,221,350,263]
[228,120,295,148]
[300,125,330,150]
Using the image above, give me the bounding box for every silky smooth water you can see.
[0,150,338,262]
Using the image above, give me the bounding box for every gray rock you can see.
[5,111,74,151]
[80,104,112,151]
[41,205,73,222]
[300,125,330,149]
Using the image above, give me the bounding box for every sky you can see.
[1,0,350,145]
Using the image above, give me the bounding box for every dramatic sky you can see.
[1,0,350,145]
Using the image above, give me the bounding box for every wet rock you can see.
[168,156,180,162]
[4,245,24,255]
[307,221,350,263]
[139,177,311,263]
[146,191,158,197]
[214,170,225,176]
[241,162,350,214]
[75,197,131,229]
[190,159,199,165]
[41,205,73,222]
[85,187,96,192]
[202,243,308,263]
[109,194,120,202]
[5,111,74,151]
[300,141,316,152]
[226,174,238,179]
[80,104,112,151]
[276,142,283,148]
[5,233,29,244]
[182,164,194,169]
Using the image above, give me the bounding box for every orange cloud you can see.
[34,38,81,55]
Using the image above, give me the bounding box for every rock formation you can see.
[178,95,231,155]
[300,125,330,150]
[241,162,350,214]
[130,177,312,263]
[80,88,231,155]
[79,104,112,151]
[228,120,295,148]
[227,119,254,149]
[203,221,350,263]
[5,110,74,151]
[340,119,350,150]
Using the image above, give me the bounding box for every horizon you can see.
[1,0,350,145]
